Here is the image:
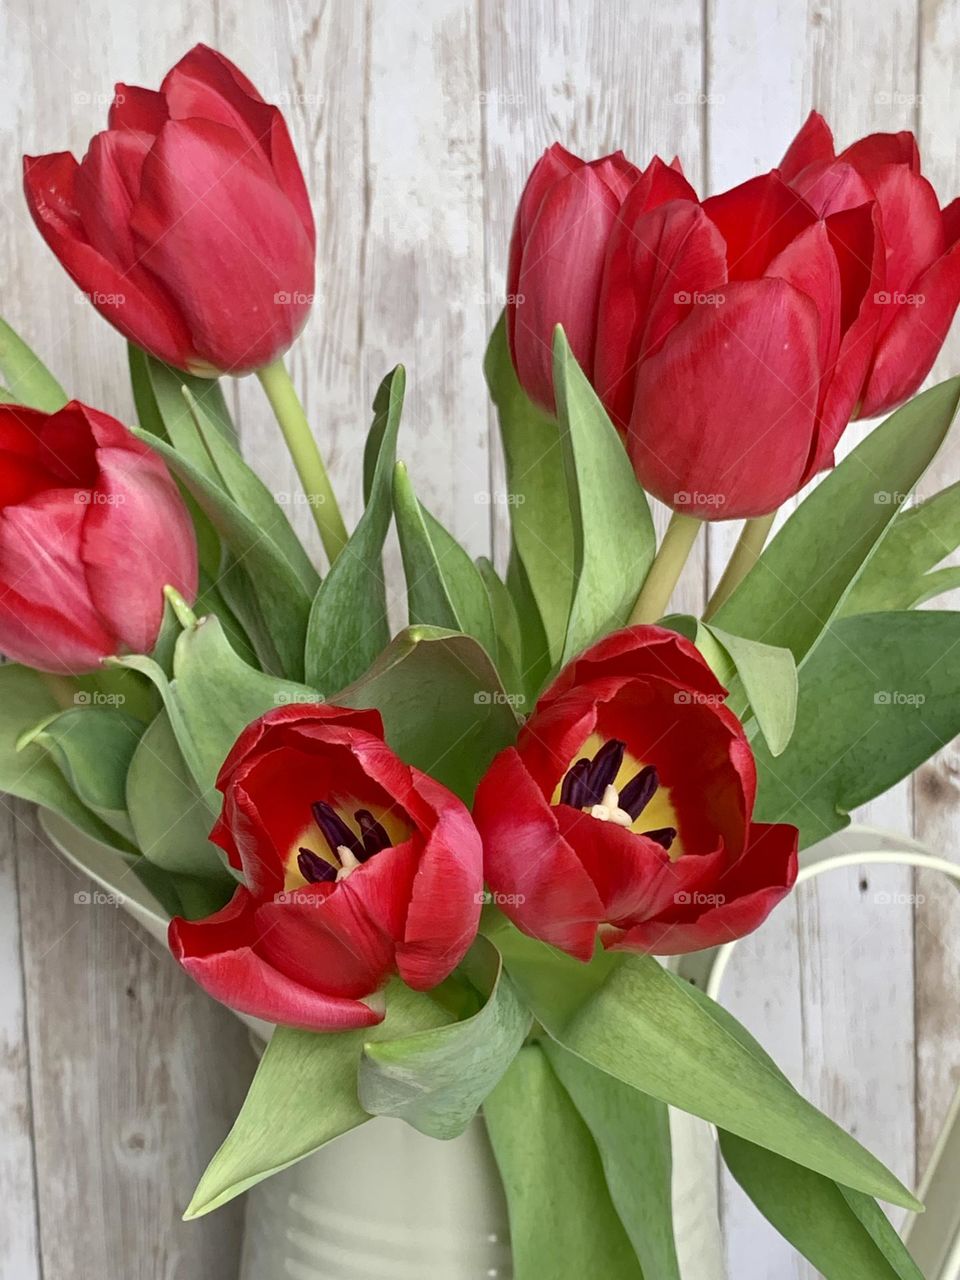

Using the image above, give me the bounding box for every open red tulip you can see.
[473,626,798,959]
[781,111,960,417]
[0,400,197,673]
[169,704,484,1032]
[24,44,315,375]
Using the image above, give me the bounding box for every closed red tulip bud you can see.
[23,44,315,376]
[170,704,484,1032]
[781,111,960,418]
[596,171,882,518]
[473,627,798,959]
[0,401,197,673]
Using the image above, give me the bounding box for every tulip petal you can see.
[786,159,874,219]
[629,278,820,518]
[703,172,816,279]
[595,199,727,431]
[860,238,960,417]
[512,166,621,412]
[129,118,315,372]
[870,164,944,306]
[169,889,382,1031]
[109,84,168,135]
[765,220,841,376]
[779,111,835,181]
[839,129,920,176]
[605,820,797,955]
[473,748,603,960]
[23,152,197,369]
[397,772,484,989]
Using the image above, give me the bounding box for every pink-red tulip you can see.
[0,401,197,673]
[170,704,484,1032]
[473,626,798,959]
[24,44,315,376]
[781,111,960,417]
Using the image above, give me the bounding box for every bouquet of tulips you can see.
[4,43,960,1278]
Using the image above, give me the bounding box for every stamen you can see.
[312,800,364,860]
[355,808,391,858]
[643,826,677,851]
[559,758,592,808]
[335,844,363,881]
[619,765,659,821]
[298,847,338,884]
[585,739,625,802]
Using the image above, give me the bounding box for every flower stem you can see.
[629,513,702,625]
[257,359,348,565]
[163,583,198,630]
[704,512,776,620]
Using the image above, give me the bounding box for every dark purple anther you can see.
[620,765,659,821]
[356,809,391,858]
[585,738,625,801]
[560,757,592,808]
[298,847,338,883]
[642,826,676,851]
[312,800,365,860]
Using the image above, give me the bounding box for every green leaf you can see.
[186,982,452,1218]
[20,706,142,843]
[337,626,520,803]
[754,610,960,846]
[506,546,553,701]
[840,479,960,614]
[305,368,403,692]
[497,932,919,1210]
[477,555,524,683]
[0,318,67,410]
[485,314,575,665]
[722,1135,924,1280]
[0,666,125,847]
[392,461,498,657]
[543,1040,681,1280]
[713,377,960,663]
[679,976,924,1280]
[553,329,656,661]
[135,428,313,679]
[129,345,237,457]
[358,937,530,1138]
[484,1045,644,1280]
[113,615,313,808]
[705,624,798,756]
[126,710,234,883]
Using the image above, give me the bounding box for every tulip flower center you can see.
[296,801,394,884]
[557,737,679,853]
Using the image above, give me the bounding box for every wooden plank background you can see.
[1,1,959,1275]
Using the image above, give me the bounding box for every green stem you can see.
[257,359,348,565]
[704,512,776,620]
[629,513,702,625]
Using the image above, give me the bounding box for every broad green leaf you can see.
[543,1039,681,1280]
[506,545,553,701]
[679,975,924,1280]
[182,385,319,595]
[0,666,125,847]
[553,329,656,661]
[305,368,403,692]
[126,710,234,883]
[0,317,67,410]
[358,937,530,1138]
[841,480,960,614]
[113,615,313,808]
[485,314,575,664]
[186,982,452,1217]
[0,386,18,404]
[392,461,498,657]
[477,555,523,684]
[20,706,142,843]
[135,428,313,678]
[129,345,237,457]
[754,610,960,846]
[338,626,520,803]
[496,930,919,1210]
[706,625,798,756]
[484,1045,644,1280]
[714,377,960,663]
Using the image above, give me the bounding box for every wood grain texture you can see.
[2,0,960,1276]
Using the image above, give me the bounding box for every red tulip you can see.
[23,44,315,375]
[170,704,484,1031]
[597,171,882,518]
[473,626,798,959]
[0,400,197,674]
[781,111,960,417]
